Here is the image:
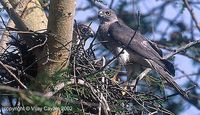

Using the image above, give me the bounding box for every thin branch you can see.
[156,43,200,63]
[109,0,114,9]
[183,0,200,31]
[27,34,48,51]
[0,0,28,30]
[0,61,27,89]
[164,40,200,59]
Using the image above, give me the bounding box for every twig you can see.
[27,34,48,51]
[157,43,200,63]
[175,72,200,80]
[0,0,28,31]
[99,57,110,115]
[183,0,200,31]
[102,74,151,113]
[0,60,27,89]
[164,40,200,59]
[109,0,114,8]
[176,68,199,88]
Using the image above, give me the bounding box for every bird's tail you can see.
[161,59,175,76]
[153,59,175,76]
[149,60,188,99]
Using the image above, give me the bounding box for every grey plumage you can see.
[97,9,187,98]
[108,21,175,76]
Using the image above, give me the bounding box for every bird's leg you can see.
[131,68,150,91]
[125,63,143,92]
[110,64,129,95]
[130,77,139,92]
[111,65,121,83]
[121,81,128,95]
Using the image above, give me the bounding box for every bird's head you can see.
[98,9,118,24]
[78,24,95,39]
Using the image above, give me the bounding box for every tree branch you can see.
[0,0,28,30]
[0,0,31,54]
[183,0,200,31]
[0,61,27,89]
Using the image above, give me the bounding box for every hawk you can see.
[72,24,94,58]
[70,24,104,75]
[97,9,188,98]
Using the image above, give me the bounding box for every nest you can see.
[0,25,174,115]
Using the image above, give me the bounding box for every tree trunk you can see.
[36,0,75,91]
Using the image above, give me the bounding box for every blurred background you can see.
[0,0,200,114]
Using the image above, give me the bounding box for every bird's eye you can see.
[81,28,88,33]
[105,11,111,15]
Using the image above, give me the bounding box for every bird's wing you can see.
[108,21,176,76]
[148,41,163,56]
[108,21,162,62]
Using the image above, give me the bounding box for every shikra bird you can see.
[72,24,94,58]
[69,24,95,75]
[97,9,188,98]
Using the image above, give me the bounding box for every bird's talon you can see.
[121,82,128,95]
[121,86,127,95]
[111,75,119,84]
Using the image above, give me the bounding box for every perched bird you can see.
[70,24,105,75]
[72,24,94,58]
[97,9,188,98]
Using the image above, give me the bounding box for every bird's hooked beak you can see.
[89,30,95,38]
[98,10,104,18]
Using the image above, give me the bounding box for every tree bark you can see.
[8,0,20,8]
[37,0,75,79]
